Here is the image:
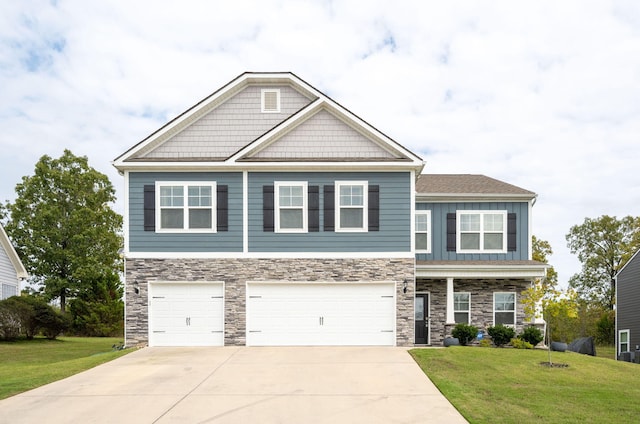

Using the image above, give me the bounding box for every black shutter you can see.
[507,213,517,251]
[446,213,456,251]
[143,185,155,232]
[368,185,379,231]
[263,185,274,232]
[323,185,334,231]
[308,185,319,232]
[217,185,228,232]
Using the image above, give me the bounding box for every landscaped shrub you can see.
[519,326,544,346]
[451,323,478,346]
[488,324,516,347]
[479,339,492,348]
[510,337,534,349]
[0,295,69,340]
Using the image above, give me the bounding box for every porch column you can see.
[446,277,455,324]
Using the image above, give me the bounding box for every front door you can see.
[414,293,430,344]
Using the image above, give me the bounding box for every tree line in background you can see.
[526,215,640,346]
[1,150,639,342]
[0,150,123,339]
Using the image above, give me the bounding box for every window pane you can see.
[188,186,211,207]
[495,312,514,325]
[454,312,469,324]
[280,209,303,229]
[454,293,469,310]
[414,298,424,321]
[484,233,503,250]
[484,214,503,231]
[161,209,184,229]
[415,214,428,231]
[461,233,480,250]
[340,185,363,206]
[460,214,480,231]
[620,332,628,343]
[340,208,363,228]
[160,186,183,207]
[189,209,212,229]
[415,234,428,250]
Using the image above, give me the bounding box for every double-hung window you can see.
[494,292,516,326]
[457,211,507,253]
[454,292,471,324]
[275,182,307,232]
[335,181,368,232]
[415,211,431,253]
[157,182,216,232]
[619,330,630,355]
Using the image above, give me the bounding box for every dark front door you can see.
[415,294,430,344]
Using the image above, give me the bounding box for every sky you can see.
[1,0,639,287]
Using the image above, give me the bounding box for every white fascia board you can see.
[416,264,547,279]
[124,251,414,260]
[112,161,422,173]
[0,225,28,279]
[416,193,536,203]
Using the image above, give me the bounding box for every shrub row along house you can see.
[113,72,547,347]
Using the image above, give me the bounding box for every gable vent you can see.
[261,89,280,113]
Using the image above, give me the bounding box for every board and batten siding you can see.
[617,253,640,354]
[415,202,530,261]
[248,172,412,252]
[128,172,243,252]
[0,246,19,299]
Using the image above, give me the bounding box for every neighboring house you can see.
[0,224,27,300]
[615,249,640,361]
[113,72,546,347]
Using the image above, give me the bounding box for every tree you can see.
[1,150,123,312]
[566,215,640,310]
[522,236,558,322]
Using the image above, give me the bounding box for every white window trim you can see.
[274,181,308,233]
[456,210,508,254]
[415,210,432,253]
[619,329,630,355]
[261,89,281,113]
[155,181,217,233]
[454,292,471,324]
[335,181,368,232]
[493,292,516,327]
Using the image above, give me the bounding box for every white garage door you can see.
[149,283,224,347]
[246,283,395,346]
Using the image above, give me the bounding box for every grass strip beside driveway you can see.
[410,347,640,423]
[0,337,132,400]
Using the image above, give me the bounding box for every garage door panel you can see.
[149,283,224,347]
[247,283,395,346]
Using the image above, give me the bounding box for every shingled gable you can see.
[0,224,27,280]
[113,72,423,170]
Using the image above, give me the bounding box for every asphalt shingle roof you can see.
[416,174,535,196]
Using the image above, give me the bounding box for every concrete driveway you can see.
[0,346,467,424]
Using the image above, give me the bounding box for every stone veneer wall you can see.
[126,258,415,347]
[416,278,531,345]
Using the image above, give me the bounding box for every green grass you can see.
[410,347,640,423]
[0,337,132,400]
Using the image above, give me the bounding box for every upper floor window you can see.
[494,292,515,326]
[457,211,507,253]
[335,181,368,232]
[415,210,431,253]
[156,182,216,232]
[454,292,470,324]
[261,89,281,113]
[275,182,307,232]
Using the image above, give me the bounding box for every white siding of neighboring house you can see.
[0,245,19,299]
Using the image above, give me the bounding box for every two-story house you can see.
[0,223,27,300]
[113,72,546,347]
[615,249,640,361]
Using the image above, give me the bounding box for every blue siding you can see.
[415,202,530,261]
[249,172,411,252]
[129,172,243,252]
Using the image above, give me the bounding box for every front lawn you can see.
[0,337,132,400]
[411,347,640,423]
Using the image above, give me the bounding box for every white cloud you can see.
[1,0,640,286]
